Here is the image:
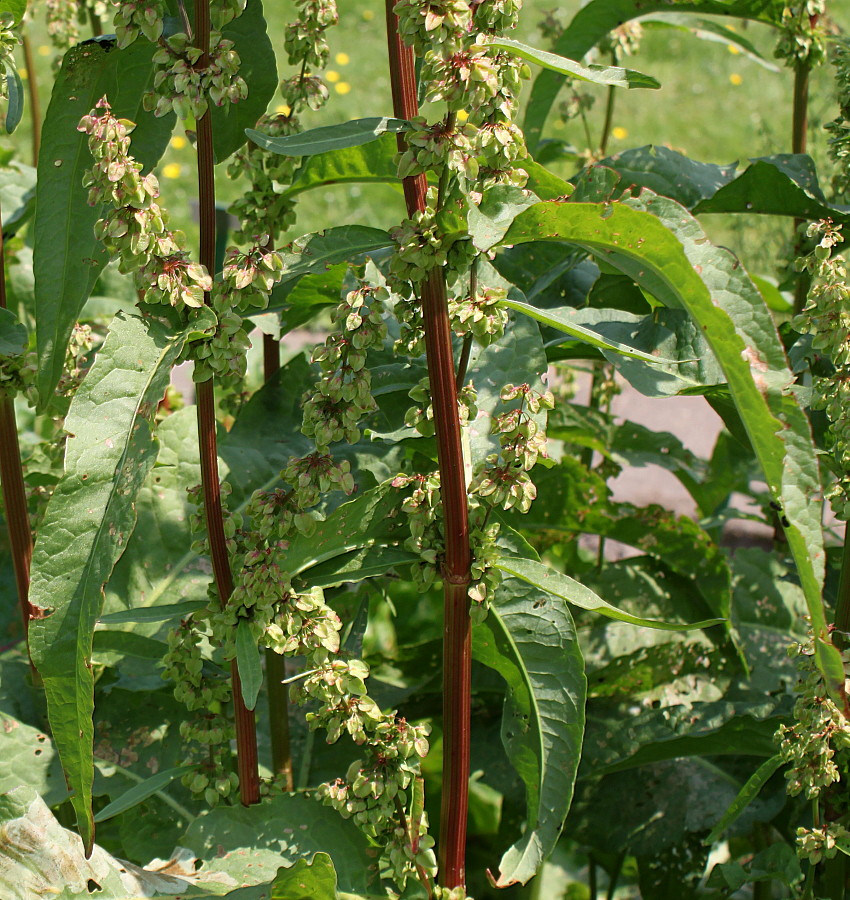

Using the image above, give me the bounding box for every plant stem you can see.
[20,32,40,165]
[792,57,811,315]
[598,50,618,158]
[193,0,259,806]
[385,4,471,888]
[261,336,294,789]
[0,197,36,670]
[87,5,103,36]
[589,854,598,898]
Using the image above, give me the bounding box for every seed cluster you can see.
[228,0,338,244]
[79,100,284,388]
[777,638,850,863]
[793,221,850,516]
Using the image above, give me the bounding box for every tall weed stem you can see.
[0,199,35,662]
[385,2,471,886]
[193,0,259,805]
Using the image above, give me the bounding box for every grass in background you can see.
[13,1,850,302]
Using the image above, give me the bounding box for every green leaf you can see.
[598,145,737,210]
[523,0,784,152]
[34,37,175,405]
[248,117,409,157]
[263,854,340,900]
[704,755,784,845]
[524,159,574,201]
[27,313,189,853]
[472,572,586,887]
[268,226,394,313]
[93,764,194,824]
[3,60,23,134]
[91,629,168,662]
[0,714,67,806]
[694,154,850,223]
[0,0,25,24]
[489,36,660,90]
[210,0,277,162]
[496,557,722,631]
[0,786,187,899]
[286,483,407,581]
[468,185,539,252]
[284,133,400,199]
[502,193,835,695]
[0,305,27,356]
[503,296,681,366]
[305,545,419,589]
[236,619,263,711]
[179,793,377,895]
[97,599,208,625]
[0,160,37,236]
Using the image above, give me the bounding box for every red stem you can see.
[0,197,37,671]
[385,4,471,888]
[194,0,259,806]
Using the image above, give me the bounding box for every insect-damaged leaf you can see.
[28,313,188,853]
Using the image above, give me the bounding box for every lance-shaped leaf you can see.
[502,193,838,698]
[236,620,263,711]
[34,37,175,405]
[284,134,400,199]
[694,154,850,223]
[503,296,681,365]
[247,117,409,157]
[496,557,723,631]
[490,36,660,90]
[3,60,23,134]
[704,755,784,845]
[523,0,784,151]
[472,572,586,886]
[93,764,195,824]
[286,483,407,582]
[28,313,189,853]
[268,226,394,314]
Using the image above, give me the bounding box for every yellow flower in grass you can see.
[326,70,340,83]
[37,45,50,57]
[335,52,350,65]
[362,9,375,20]
[335,82,351,95]
[162,163,182,179]
[729,73,743,86]
[170,135,187,150]
[611,126,628,141]
[728,44,740,55]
